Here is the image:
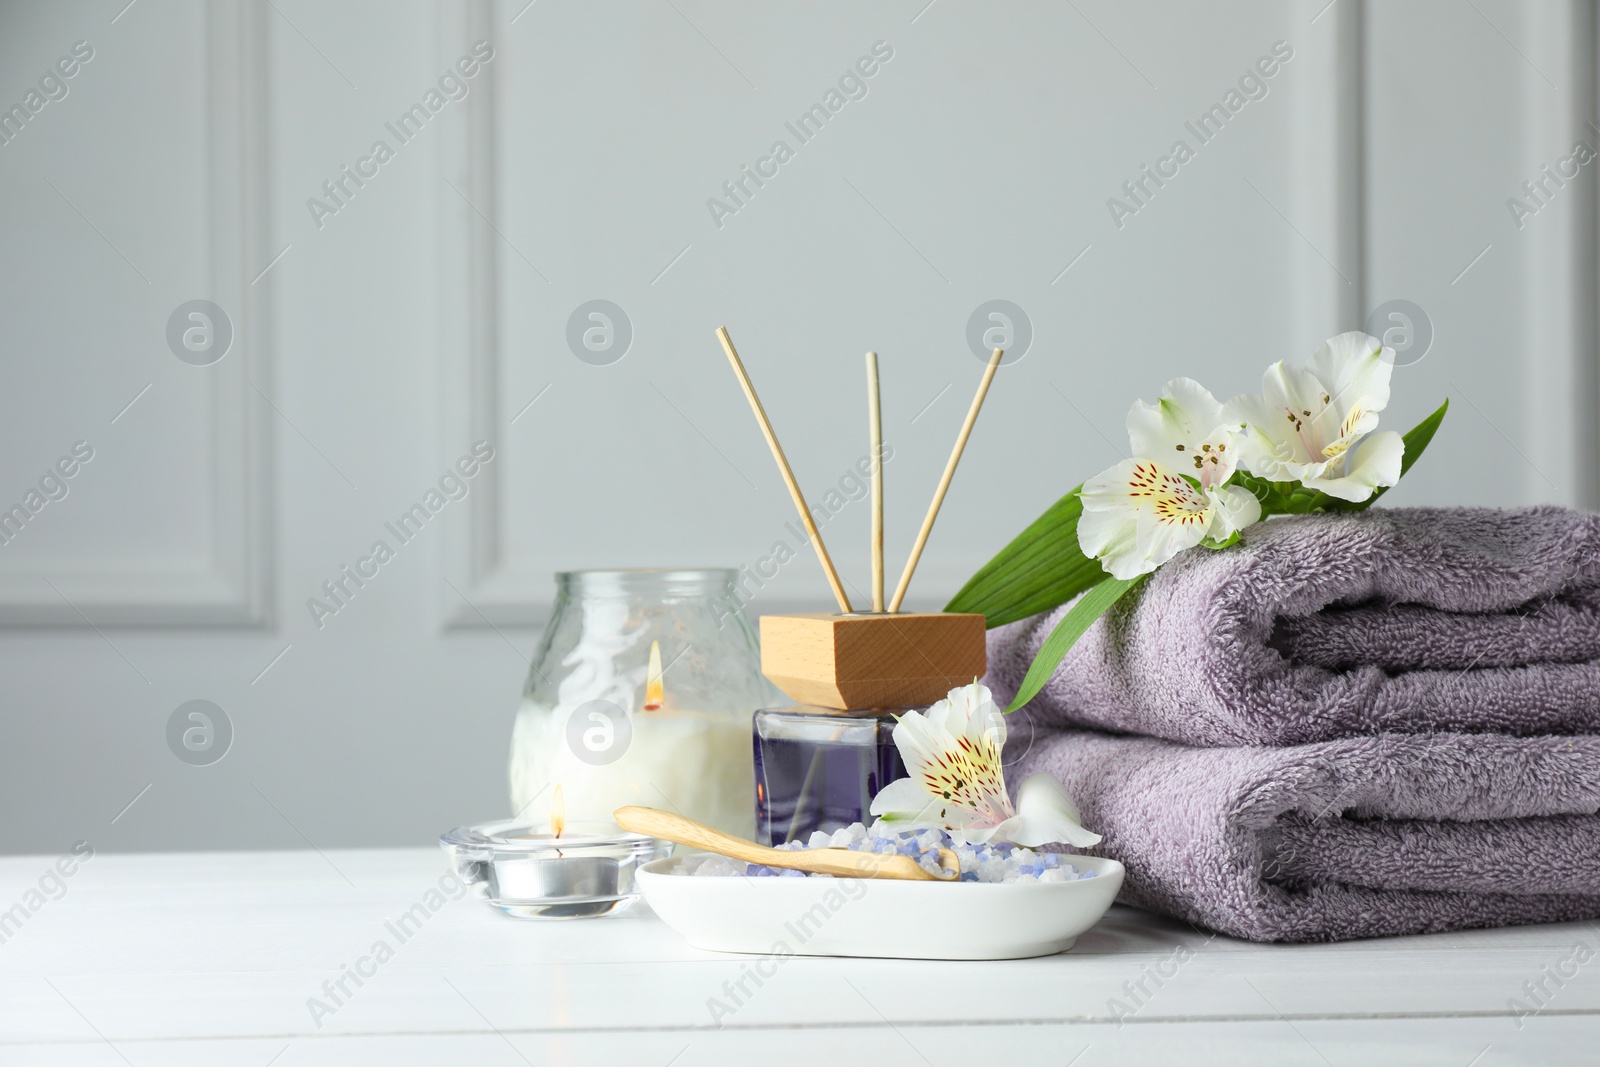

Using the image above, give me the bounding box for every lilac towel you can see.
[989,506,1600,747]
[1012,727,1600,941]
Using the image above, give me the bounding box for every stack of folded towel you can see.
[987,506,1600,942]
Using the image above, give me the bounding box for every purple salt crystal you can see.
[702,820,1096,883]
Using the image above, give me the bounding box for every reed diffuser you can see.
[713,326,1003,844]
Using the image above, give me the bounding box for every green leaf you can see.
[1363,397,1449,503]
[1200,531,1241,550]
[1306,398,1449,513]
[945,486,1108,628]
[1226,470,1279,511]
[1004,575,1143,713]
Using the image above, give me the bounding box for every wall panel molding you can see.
[1292,0,1364,349]
[1520,0,1598,509]
[439,0,536,627]
[0,0,272,626]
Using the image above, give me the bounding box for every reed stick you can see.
[888,347,1004,612]
[716,326,853,613]
[867,351,884,613]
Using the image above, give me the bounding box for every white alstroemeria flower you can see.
[1077,378,1261,580]
[1226,331,1404,502]
[1126,377,1240,490]
[869,682,1101,848]
[1078,460,1262,579]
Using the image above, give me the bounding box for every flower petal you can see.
[1307,331,1392,417]
[928,682,1006,755]
[1079,458,1140,511]
[867,776,948,822]
[1076,505,1145,580]
[1134,499,1210,571]
[988,774,1103,848]
[1206,483,1263,540]
[1126,378,1224,454]
[1301,429,1404,502]
[1263,359,1354,464]
[886,707,959,779]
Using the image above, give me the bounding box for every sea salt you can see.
[682,820,1095,883]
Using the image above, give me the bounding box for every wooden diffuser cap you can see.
[759,612,986,711]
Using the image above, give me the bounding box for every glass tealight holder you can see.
[441,819,670,919]
[752,707,908,847]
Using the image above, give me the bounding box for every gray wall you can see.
[1,0,1595,852]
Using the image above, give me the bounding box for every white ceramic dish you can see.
[637,854,1125,960]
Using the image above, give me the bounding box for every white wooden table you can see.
[1,848,1593,1065]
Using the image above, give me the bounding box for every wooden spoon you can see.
[615,806,959,882]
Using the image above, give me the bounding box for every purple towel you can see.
[989,506,1600,747]
[1011,727,1600,941]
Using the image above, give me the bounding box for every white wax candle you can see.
[510,699,754,839]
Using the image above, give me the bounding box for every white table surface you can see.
[1,847,1594,1066]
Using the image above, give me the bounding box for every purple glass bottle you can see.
[752,706,907,847]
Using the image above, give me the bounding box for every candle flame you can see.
[551,783,565,839]
[643,640,664,711]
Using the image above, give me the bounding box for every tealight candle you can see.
[441,789,669,920]
[499,787,617,899]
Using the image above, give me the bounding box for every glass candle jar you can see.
[509,570,769,839]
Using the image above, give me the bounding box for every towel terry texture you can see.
[1008,728,1600,942]
[988,506,1600,747]
[987,505,1600,940]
